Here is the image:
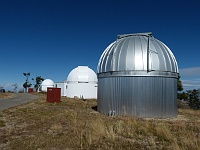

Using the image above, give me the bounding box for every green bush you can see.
[187,89,200,110]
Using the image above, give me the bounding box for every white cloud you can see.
[3,83,13,87]
[179,67,200,77]
[182,79,200,90]
[179,67,200,90]
[0,83,23,92]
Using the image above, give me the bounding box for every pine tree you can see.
[177,74,183,91]
[187,89,200,110]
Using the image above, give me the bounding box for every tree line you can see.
[178,75,200,110]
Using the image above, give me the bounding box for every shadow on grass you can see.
[92,106,97,111]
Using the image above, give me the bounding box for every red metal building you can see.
[46,88,61,103]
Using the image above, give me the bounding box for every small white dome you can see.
[41,79,54,86]
[67,66,97,83]
[41,79,54,92]
[66,66,98,99]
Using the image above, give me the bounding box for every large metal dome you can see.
[97,32,178,77]
[97,32,179,118]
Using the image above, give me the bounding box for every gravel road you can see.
[0,93,39,111]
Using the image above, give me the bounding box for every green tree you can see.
[23,82,32,90]
[177,74,183,91]
[187,89,200,110]
[181,92,188,100]
[177,74,184,100]
[178,92,188,100]
[32,76,44,92]
[23,72,31,92]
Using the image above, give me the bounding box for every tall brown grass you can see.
[0,94,199,149]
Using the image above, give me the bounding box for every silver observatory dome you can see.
[97,32,179,118]
[97,32,178,77]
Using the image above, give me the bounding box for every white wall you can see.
[55,82,67,96]
[66,83,97,99]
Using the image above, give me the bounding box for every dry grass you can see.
[0,93,200,150]
[0,93,14,99]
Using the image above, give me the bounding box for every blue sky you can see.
[0,0,200,91]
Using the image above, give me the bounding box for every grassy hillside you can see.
[0,93,200,150]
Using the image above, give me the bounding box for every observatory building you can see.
[55,81,67,96]
[55,66,98,99]
[97,32,179,118]
[66,66,97,99]
[41,79,55,92]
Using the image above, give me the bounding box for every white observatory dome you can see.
[41,79,54,92]
[67,66,97,83]
[66,66,97,99]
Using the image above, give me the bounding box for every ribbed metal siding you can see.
[97,76,177,118]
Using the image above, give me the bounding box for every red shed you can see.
[28,88,34,93]
[47,88,61,103]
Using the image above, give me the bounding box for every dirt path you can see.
[0,93,39,111]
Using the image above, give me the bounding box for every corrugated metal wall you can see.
[97,76,177,118]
